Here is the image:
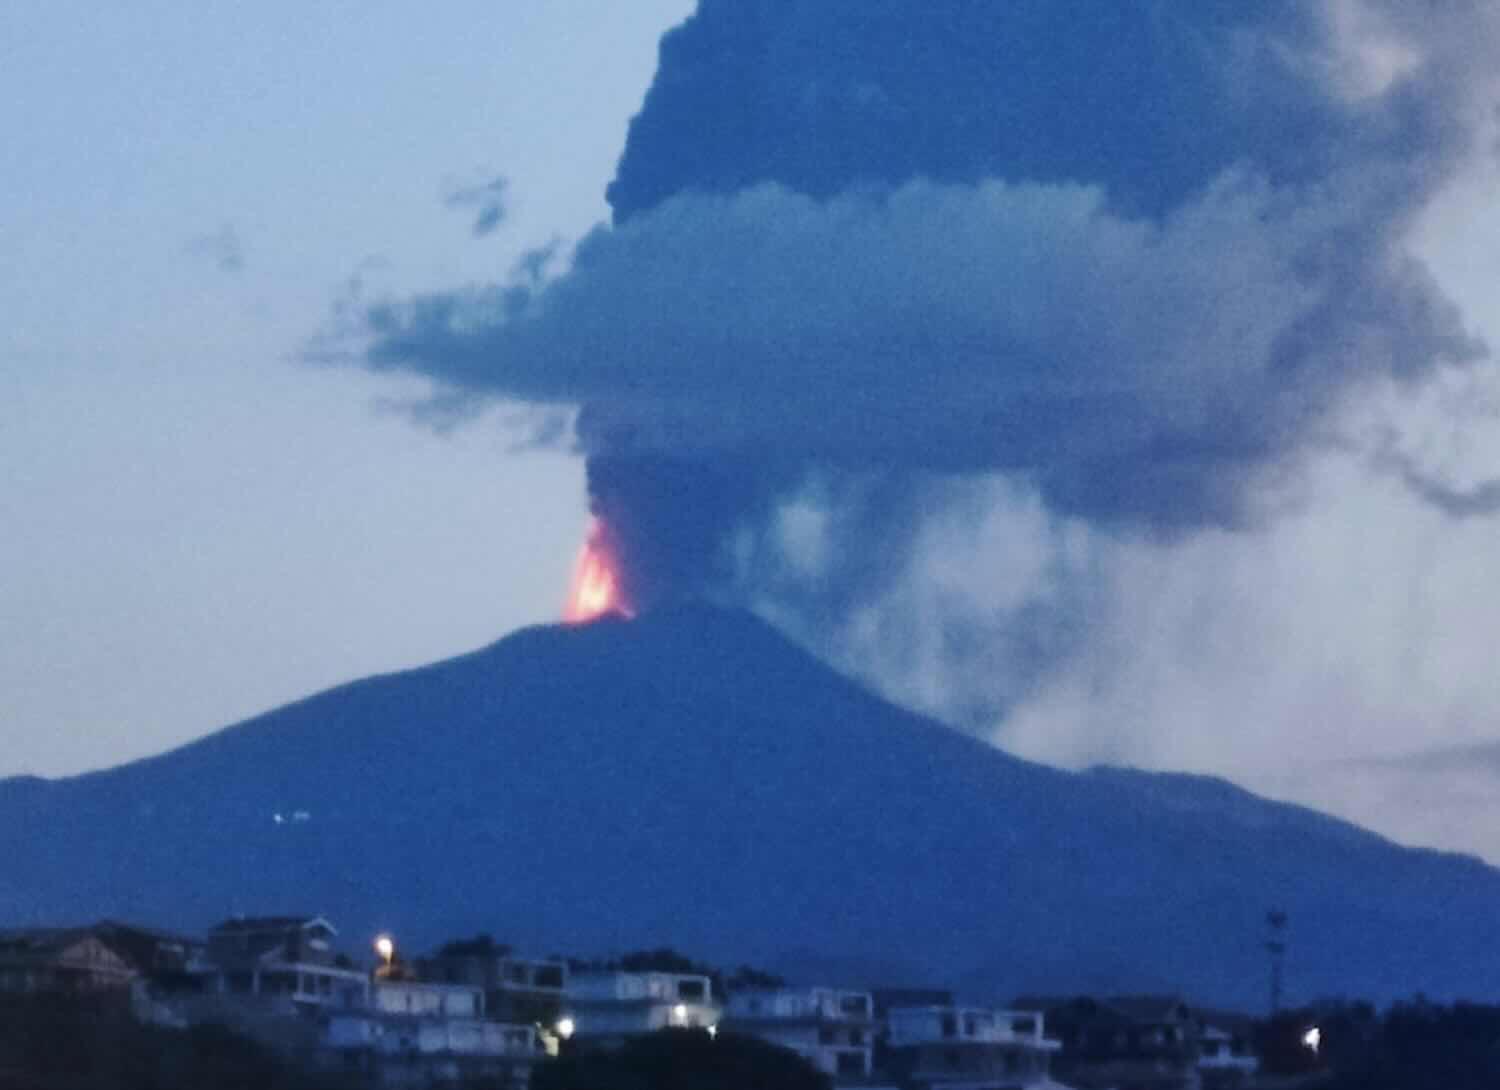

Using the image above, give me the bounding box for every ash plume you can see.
[357,0,1499,728]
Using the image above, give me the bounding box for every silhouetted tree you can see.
[0,993,355,1090]
[1323,1001,1500,1090]
[536,1029,830,1090]
[435,933,512,958]
[726,965,785,990]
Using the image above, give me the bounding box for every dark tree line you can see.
[0,994,355,1090]
[535,1028,828,1090]
[1258,1000,1500,1090]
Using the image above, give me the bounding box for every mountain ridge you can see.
[4,605,1497,1007]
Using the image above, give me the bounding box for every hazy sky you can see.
[6,2,1500,865]
[2,0,694,775]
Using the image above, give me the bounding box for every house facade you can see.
[883,1005,1062,1090]
[196,916,370,1012]
[1014,996,1202,1090]
[415,951,568,1023]
[92,920,204,975]
[326,1008,544,1089]
[374,979,486,1019]
[724,986,876,1081]
[564,970,720,1042]
[0,928,136,995]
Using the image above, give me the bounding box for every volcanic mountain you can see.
[3,606,1496,1007]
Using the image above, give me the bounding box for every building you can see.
[374,979,486,1019]
[92,920,204,975]
[724,986,876,1082]
[327,980,545,1088]
[415,950,568,1023]
[325,1007,549,1085]
[0,928,136,995]
[197,915,369,1011]
[1013,996,1201,1090]
[1194,1013,1258,1088]
[883,1005,1062,1090]
[564,970,720,1043]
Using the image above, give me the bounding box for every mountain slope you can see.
[3,606,1496,1007]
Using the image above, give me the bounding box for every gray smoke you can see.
[356,0,1499,725]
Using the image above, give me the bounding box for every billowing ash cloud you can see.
[360,0,1496,622]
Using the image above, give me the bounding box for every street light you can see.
[374,934,395,972]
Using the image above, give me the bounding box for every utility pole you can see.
[1266,909,1288,1014]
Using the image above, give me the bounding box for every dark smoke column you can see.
[585,454,780,613]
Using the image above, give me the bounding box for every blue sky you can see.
[6,1,1500,866]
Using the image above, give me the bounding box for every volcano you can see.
[3,605,1497,1007]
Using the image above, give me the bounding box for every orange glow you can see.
[564,523,633,623]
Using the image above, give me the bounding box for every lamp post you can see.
[1265,910,1288,1014]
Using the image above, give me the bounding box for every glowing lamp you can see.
[1302,1026,1321,1054]
[672,1003,688,1024]
[556,1017,576,1040]
[374,934,395,968]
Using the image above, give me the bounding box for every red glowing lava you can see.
[563,523,633,624]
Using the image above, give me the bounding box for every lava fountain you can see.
[563,520,633,623]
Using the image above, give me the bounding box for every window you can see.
[536,966,564,989]
[836,1051,866,1076]
[819,1027,836,1045]
[677,979,706,1000]
[840,995,870,1017]
[941,1014,957,1038]
[1012,1016,1036,1034]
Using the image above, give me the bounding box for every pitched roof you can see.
[93,919,201,945]
[0,928,134,974]
[0,927,93,955]
[209,915,335,935]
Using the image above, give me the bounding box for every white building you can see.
[373,979,487,1019]
[1197,1023,1259,1083]
[565,971,720,1042]
[885,1005,1063,1090]
[723,986,875,1081]
[326,1010,543,1088]
[415,951,568,1023]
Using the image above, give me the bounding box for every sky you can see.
[6,2,1500,863]
[1,0,695,774]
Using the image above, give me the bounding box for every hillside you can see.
[3,605,1496,1007]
